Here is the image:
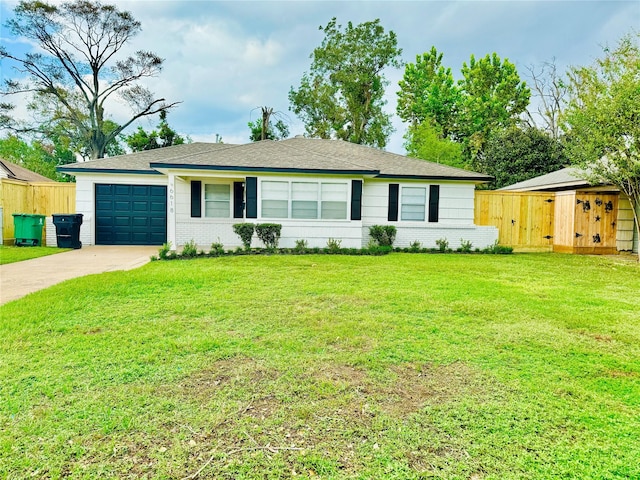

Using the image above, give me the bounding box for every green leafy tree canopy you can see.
[289,18,402,148]
[397,48,530,169]
[125,111,186,152]
[396,47,459,136]
[481,126,567,189]
[403,122,464,170]
[562,32,640,259]
[248,119,290,142]
[458,53,531,164]
[0,135,71,181]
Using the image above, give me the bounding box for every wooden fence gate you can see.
[474,191,555,252]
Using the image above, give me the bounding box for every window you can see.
[321,183,348,219]
[261,181,289,218]
[204,184,230,217]
[260,180,349,220]
[401,187,426,221]
[292,182,318,219]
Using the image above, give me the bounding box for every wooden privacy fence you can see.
[0,179,76,244]
[475,189,635,253]
[474,191,555,252]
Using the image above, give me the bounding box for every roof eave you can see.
[499,180,589,192]
[150,163,379,176]
[57,167,162,175]
[375,174,492,182]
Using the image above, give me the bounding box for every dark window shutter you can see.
[388,184,399,221]
[233,182,245,218]
[351,180,363,220]
[246,177,257,219]
[191,180,201,218]
[428,185,440,223]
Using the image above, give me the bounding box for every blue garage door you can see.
[95,184,167,245]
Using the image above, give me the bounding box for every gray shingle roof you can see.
[150,139,377,174]
[59,143,235,173]
[59,138,492,181]
[499,167,589,191]
[280,137,491,180]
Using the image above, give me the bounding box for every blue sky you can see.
[1,0,638,154]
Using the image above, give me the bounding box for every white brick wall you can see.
[45,217,56,247]
[360,179,497,248]
[362,224,498,249]
[176,218,363,249]
[73,172,495,250]
[175,175,363,249]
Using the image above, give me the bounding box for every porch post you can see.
[167,173,177,250]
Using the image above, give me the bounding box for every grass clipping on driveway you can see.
[1,254,639,479]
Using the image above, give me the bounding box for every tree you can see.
[248,119,289,142]
[403,122,464,169]
[396,50,530,169]
[0,0,179,159]
[480,126,567,189]
[24,87,125,159]
[289,18,402,148]
[562,32,640,260]
[0,135,70,181]
[396,47,459,136]
[125,111,185,152]
[457,53,531,167]
[523,59,568,139]
[248,106,290,141]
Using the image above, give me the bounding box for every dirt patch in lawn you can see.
[59,358,499,478]
[177,357,492,419]
[381,361,491,415]
[177,356,281,402]
[308,360,493,416]
[149,358,496,477]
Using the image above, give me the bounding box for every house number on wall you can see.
[169,185,175,214]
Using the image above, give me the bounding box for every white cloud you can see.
[2,0,639,155]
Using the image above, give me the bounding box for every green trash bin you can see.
[12,213,46,246]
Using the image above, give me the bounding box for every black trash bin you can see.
[52,213,83,249]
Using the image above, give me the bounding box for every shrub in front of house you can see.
[209,241,225,256]
[435,238,450,252]
[482,241,513,254]
[181,239,198,258]
[369,225,397,247]
[458,239,473,253]
[233,223,255,250]
[255,223,282,249]
[326,238,342,253]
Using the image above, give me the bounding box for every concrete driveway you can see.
[0,246,158,305]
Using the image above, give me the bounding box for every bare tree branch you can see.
[1,0,179,159]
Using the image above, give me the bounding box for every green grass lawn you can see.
[0,245,69,265]
[1,254,638,479]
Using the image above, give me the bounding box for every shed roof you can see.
[0,159,56,182]
[499,167,590,191]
